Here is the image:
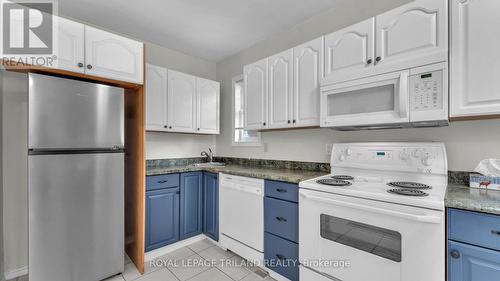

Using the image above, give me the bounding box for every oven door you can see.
[320,70,410,128]
[299,189,444,281]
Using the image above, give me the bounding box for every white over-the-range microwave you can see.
[320,62,449,130]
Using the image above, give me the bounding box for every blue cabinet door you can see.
[203,172,219,241]
[448,240,500,281]
[145,188,180,252]
[180,172,203,240]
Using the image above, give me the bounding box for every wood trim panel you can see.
[450,114,500,122]
[1,60,142,89]
[124,44,146,274]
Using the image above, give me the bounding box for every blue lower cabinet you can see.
[203,172,219,241]
[264,232,299,281]
[180,172,203,240]
[448,240,500,281]
[264,197,298,243]
[145,188,180,252]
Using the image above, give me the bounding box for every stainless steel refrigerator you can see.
[28,73,124,281]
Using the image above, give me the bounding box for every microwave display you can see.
[410,70,443,111]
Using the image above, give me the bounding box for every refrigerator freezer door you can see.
[29,73,124,149]
[29,153,124,281]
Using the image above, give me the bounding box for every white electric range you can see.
[299,142,447,281]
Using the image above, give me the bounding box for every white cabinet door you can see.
[244,58,268,130]
[375,0,447,69]
[167,70,196,133]
[450,0,500,118]
[145,64,167,131]
[293,37,323,127]
[196,78,220,134]
[324,18,375,78]
[268,49,293,129]
[84,26,144,84]
[53,17,85,73]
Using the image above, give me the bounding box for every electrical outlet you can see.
[326,143,333,155]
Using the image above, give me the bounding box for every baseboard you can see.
[4,266,28,280]
[268,269,291,281]
[144,234,206,262]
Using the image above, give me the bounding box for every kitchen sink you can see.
[191,162,226,167]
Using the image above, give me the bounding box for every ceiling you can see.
[59,0,341,62]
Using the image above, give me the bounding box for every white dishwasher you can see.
[219,173,264,262]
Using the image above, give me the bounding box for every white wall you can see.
[215,0,500,172]
[145,42,217,159]
[1,71,28,277]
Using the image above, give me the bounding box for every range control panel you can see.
[410,70,443,111]
[331,143,447,175]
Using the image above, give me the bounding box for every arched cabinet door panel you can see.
[85,25,143,83]
[268,49,293,129]
[244,58,268,130]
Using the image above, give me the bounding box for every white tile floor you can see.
[9,239,276,281]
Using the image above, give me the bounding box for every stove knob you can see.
[399,150,410,161]
[422,155,434,166]
[345,148,352,156]
[339,155,346,162]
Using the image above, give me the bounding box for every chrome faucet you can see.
[201,148,214,163]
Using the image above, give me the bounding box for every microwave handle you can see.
[300,191,441,224]
[399,71,409,118]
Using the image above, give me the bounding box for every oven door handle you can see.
[301,192,441,224]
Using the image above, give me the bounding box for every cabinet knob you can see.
[77,62,84,68]
[450,250,460,259]
[169,126,172,129]
[275,254,286,261]
[86,64,93,70]
[375,56,382,65]
[293,120,296,124]
[287,120,291,124]
[164,125,168,129]
[367,59,373,65]
[263,122,266,126]
[197,128,200,131]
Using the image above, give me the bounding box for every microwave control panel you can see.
[410,70,443,111]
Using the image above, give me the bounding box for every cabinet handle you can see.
[366,59,373,65]
[292,120,296,124]
[86,64,93,70]
[276,254,286,261]
[276,188,287,193]
[157,180,169,183]
[77,62,84,68]
[374,56,382,65]
[491,230,500,235]
[287,120,291,124]
[276,216,287,222]
[450,250,460,259]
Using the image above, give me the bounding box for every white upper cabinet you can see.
[53,17,85,73]
[324,18,375,78]
[375,0,447,70]
[146,64,168,131]
[167,70,197,133]
[196,78,220,134]
[450,0,500,118]
[84,26,144,84]
[244,58,268,130]
[268,49,293,129]
[293,37,323,127]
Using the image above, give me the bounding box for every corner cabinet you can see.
[450,0,500,118]
[145,64,220,134]
[448,208,500,280]
[203,172,219,241]
[53,17,85,74]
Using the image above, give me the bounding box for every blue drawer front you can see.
[146,174,180,191]
[264,232,299,281]
[264,197,298,243]
[265,180,298,203]
[448,240,500,281]
[448,208,500,251]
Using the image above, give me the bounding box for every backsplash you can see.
[448,171,476,186]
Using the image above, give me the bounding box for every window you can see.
[232,75,261,146]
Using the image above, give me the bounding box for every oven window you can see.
[327,84,395,116]
[320,214,401,262]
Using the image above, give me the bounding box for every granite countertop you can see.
[147,164,328,184]
[446,183,500,216]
